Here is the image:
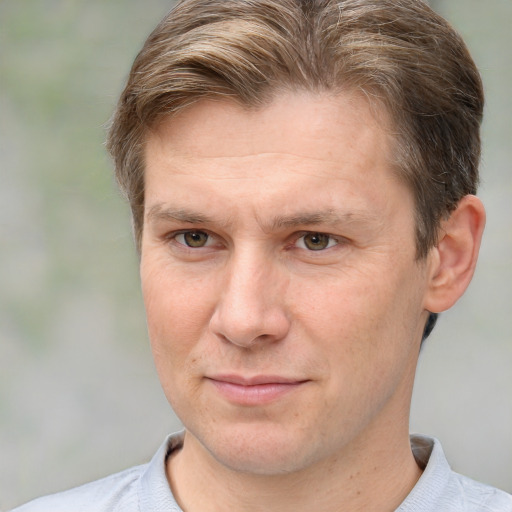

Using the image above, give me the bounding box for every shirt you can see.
[11,432,512,511]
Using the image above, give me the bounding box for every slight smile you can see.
[206,375,309,406]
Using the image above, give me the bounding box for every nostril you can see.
[209,303,290,348]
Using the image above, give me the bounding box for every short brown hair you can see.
[107,0,484,259]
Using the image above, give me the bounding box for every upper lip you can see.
[207,374,307,386]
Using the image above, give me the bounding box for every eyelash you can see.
[293,232,340,251]
[168,230,343,252]
[167,230,219,250]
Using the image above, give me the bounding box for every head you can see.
[107,0,483,257]
[107,0,483,342]
[106,0,486,481]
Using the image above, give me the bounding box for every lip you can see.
[206,374,308,406]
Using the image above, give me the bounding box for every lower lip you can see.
[208,380,305,406]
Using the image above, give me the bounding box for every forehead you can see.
[143,92,406,222]
[147,92,392,164]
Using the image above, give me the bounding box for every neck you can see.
[167,421,422,512]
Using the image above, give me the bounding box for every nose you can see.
[209,249,290,348]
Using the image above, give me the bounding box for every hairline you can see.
[134,86,431,257]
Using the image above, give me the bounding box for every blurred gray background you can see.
[0,1,510,509]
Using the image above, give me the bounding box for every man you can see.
[13,0,511,510]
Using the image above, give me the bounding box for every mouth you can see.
[205,374,309,406]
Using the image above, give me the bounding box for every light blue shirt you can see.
[11,432,512,511]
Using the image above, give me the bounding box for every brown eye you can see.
[180,231,210,247]
[301,233,332,251]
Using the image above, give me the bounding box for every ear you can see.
[423,195,486,313]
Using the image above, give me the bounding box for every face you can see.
[141,92,432,475]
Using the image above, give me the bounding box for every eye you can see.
[174,230,212,248]
[296,232,338,251]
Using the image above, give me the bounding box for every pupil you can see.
[185,231,207,247]
[305,233,329,250]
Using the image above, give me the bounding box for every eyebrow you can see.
[146,205,214,225]
[267,210,367,230]
[146,204,377,231]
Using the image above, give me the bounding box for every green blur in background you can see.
[0,1,511,509]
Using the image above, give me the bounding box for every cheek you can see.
[141,266,218,413]
[292,266,421,373]
[293,270,382,340]
[141,260,216,365]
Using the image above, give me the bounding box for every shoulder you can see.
[401,435,512,512]
[10,464,147,512]
[10,432,184,512]
[450,472,512,512]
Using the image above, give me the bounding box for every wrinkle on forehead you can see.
[143,91,405,239]
[145,151,391,186]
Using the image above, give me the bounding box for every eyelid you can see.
[168,229,219,248]
[165,228,346,252]
[293,231,344,251]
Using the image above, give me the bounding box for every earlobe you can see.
[423,195,486,313]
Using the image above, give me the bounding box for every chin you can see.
[190,421,319,475]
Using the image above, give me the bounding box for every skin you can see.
[140,92,485,511]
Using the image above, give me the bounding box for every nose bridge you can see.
[210,244,289,347]
[231,246,272,299]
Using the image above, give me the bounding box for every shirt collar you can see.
[396,434,452,511]
[138,431,185,512]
